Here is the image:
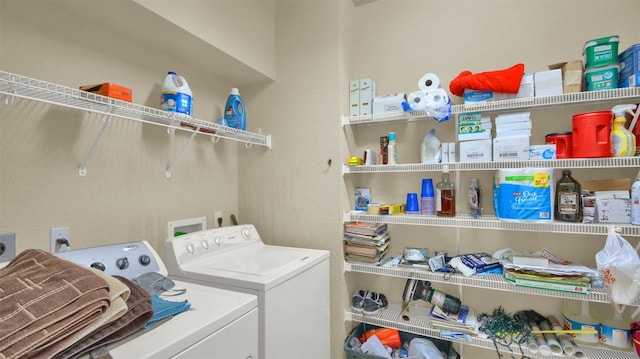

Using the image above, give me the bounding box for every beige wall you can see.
[1,0,640,358]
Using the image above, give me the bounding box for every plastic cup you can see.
[406,193,419,213]
[421,178,434,197]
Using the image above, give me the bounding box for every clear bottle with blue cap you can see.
[388,132,397,164]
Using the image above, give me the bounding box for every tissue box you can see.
[349,80,360,117]
[359,78,375,116]
[529,144,557,160]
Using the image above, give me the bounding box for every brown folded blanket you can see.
[0,249,110,359]
[55,276,153,359]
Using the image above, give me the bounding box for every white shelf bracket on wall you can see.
[166,127,199,178]
[79,114,112,176]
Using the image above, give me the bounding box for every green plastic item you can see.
[583,35,619,69]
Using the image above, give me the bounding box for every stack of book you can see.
[343,222,390,264]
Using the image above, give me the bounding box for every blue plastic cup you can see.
[406,192,419,213]
[421,178,434,197]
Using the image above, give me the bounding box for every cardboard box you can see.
[495,112,531,125]
[596,198,631,223]
[495,129,531,138]
[349,80,360,117]
[548,60,584,93]
[359,78,375,116]
[493,136,530,161]
[79,83,132,102]
[619,44,640,88]
[459,139,492,162]
[448,142,456,162]
[372,93,405,115]
[534,69,563,97]
[496,121,532,132]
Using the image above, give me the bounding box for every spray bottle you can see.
[611,104,636,157]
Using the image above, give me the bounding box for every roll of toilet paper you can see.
[424,88,449,109]
[407,90,428,111]
[418,73,441,93]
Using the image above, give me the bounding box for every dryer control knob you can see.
[116,257,129,270]
[201,240,210,249]
[214,237,222,246]
[186,243,195,254]
[241,228,251,240]
[90,262,106,271]
[139,255,151,266]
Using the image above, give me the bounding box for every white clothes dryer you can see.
[55,241,259,359]
[164,224,330,359]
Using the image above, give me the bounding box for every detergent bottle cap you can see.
[612,104,636,118]
[388,132,396,141]
[231,88,239,95]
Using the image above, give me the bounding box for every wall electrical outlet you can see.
[50,227,70,253]
[0,232,17,262]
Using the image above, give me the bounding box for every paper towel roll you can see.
[424,88,449,109]
[418,73,441,93]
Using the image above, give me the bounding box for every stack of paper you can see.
[429,304,478,336]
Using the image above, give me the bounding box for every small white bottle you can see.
[388,132,397,164]
[632,170,640,225]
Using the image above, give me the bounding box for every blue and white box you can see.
[355,187,371,211]
[529,144,557,160]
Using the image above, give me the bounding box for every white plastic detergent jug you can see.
[161,71,193,116]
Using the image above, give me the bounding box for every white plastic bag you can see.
[595,228,640,312]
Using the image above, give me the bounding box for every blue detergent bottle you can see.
[224,88,246,130]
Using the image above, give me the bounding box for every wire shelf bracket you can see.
[79,113,112,176]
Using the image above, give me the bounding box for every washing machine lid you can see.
[178,244,329,291]
[107,280,257,358]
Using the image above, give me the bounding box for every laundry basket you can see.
[344,324,459,359]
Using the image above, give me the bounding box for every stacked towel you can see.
[37,268,131,358]
[56,276,153,359]
[0,249,111,359]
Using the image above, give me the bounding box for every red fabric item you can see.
[449,63,525,97]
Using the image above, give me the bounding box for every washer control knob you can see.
[90,262,106,271]
[139,255,151,266]
[214,237,222,246]
[116,257,129,270]
[201,240,210,250]
[241,228,251,240]
[186,243,195,254]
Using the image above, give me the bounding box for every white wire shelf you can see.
[345,305,637,359]
[343,212,640,237]
[342,87,640,126]
[344,261,640,305]
[0,71,272,148]
[343,157,640,174]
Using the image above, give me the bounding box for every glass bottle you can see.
[555,169,583,222]
[436,165,456,216]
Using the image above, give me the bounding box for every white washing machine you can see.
[164,224,330,359]
[55,241,259,359]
